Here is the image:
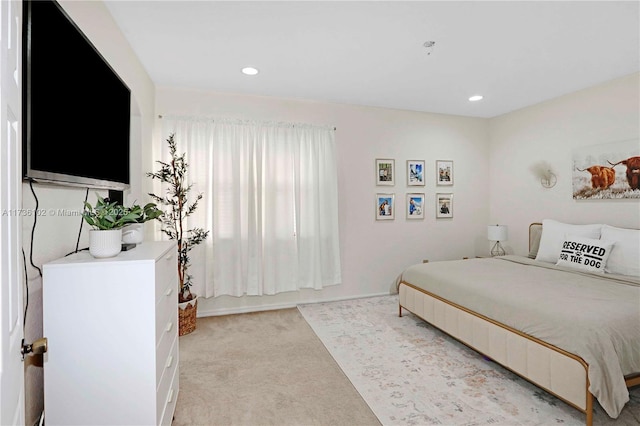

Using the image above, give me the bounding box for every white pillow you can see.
[535,219,602,264]
[601,225,640,277]
[556,235,614,273]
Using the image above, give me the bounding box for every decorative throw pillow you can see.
[556,235,614,273]
[535,219,603,264]
[600,225,640,277]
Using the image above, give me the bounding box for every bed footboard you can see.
[398,281,593,426]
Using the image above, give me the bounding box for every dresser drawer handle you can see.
[164,254,173,262]
[165,321,173,332]
[166,355,173,369]
[167,388,174,404]
[165,287,173,296]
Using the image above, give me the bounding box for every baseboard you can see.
[196,291,392,318]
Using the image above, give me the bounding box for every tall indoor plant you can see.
[147,133,209,335]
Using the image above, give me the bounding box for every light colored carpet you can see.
[298,295,640,426]
[172,307,381,426]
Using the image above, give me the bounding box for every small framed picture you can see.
[406,193,425,219]
[376,159,395,186]
[436,160,453,186]
[376,193,395,220]
[407,160,425,186]
[436,193,453,218]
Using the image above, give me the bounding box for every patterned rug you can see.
[298,295,640,426]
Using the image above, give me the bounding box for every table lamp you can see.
[488,224,508,256]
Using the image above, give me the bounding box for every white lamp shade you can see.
[487,225,508,241]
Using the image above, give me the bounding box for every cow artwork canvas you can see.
[572,139,640,199]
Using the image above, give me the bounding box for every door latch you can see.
[21,337,48,359]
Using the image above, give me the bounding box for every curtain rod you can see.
[157,115,336,131]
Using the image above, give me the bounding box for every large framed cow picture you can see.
[572,139,640,200]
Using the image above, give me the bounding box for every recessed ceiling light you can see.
[468,95,483,102]
[242,67,259,76]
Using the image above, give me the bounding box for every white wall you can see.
[21,1,156,424]
[488,72,640,256]
[156,88,491,315]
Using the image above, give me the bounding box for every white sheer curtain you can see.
[160,117,341,297]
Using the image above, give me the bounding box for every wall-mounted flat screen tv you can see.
[22,0,131,190]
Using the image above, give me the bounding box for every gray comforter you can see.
[400,255,640,419]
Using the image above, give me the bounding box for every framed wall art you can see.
[376,158,395,186]
[376,193,395,220]
[407,160,425,186]
[572,138,640,200]
[436,160,453,186]
[406,193,425,219]
[436,193,453,218]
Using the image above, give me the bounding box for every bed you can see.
[397,221,640,426]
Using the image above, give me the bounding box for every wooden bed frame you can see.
[397,223,640,426]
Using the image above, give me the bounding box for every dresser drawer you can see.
[156,303,176,353]
[156,325,177,385]
[155,249,177,304]
[156,284,177,345]
[157,335,179,421]
[159,362,179,426]
[156,278,175,315]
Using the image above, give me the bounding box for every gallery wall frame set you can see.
[375,159,454,220]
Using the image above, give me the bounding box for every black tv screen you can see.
[23,0,131,190]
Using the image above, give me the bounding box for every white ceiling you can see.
[104,1,640,118]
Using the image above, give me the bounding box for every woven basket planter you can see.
[178,296,198,336]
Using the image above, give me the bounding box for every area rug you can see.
[298,295,640,426]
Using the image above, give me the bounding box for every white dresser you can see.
[42,241,179,425]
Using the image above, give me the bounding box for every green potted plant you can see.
[147,133,209,336]
[82,195,140,258]
[121,202,164,245]
[83,196,164,256]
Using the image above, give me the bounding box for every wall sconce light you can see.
[529,161,557,188]
[487,224,508,256]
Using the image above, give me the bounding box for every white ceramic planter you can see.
[122,223,144,244]
[89,229,122,258]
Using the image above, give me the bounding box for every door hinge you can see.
[21,337,48,360]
